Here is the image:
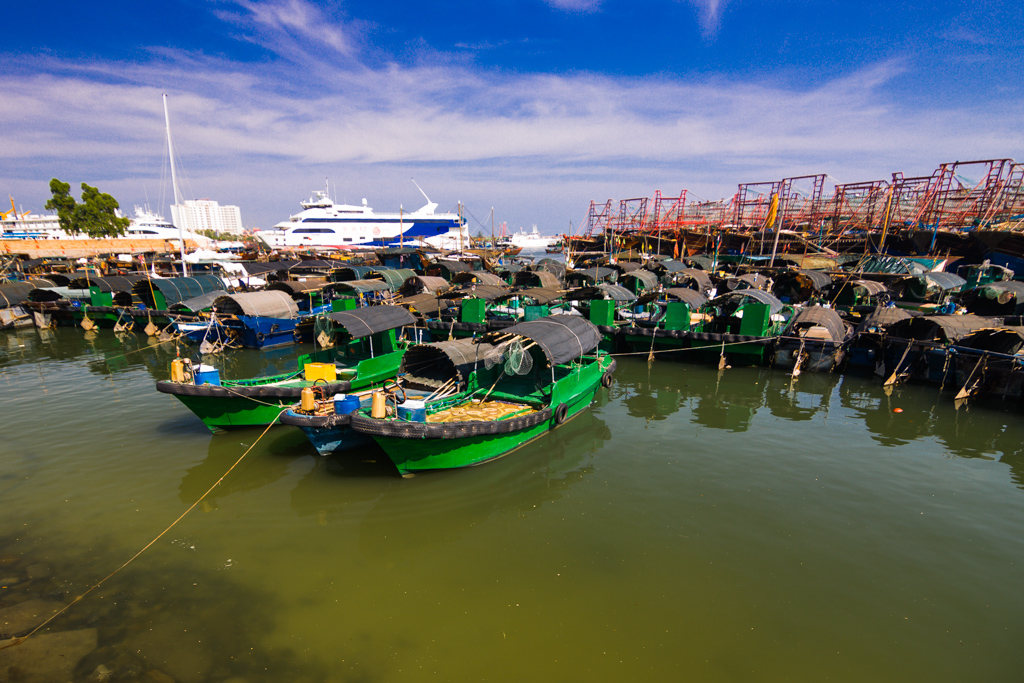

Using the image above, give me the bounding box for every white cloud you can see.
[686,0,730,36]
[1,3,1021,231]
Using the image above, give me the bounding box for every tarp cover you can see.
[494,314,602,365]
[569,267,615,284]
[494,288,563,305]
[214,290,299,318]
[886,314,998,343]
[401,338,501,387]
[136,274,226,307]
[69,275,144,292]
[170,290,222,312]
[327,279,391,294]
[332,266,376,281]
[375,268,416,291]
[676,269,713,291]
[955,327,1024,354]
[401,276,450,295]
[621,270,659,290]
[711,289,785,315]
[653,260,689,274]
[446,285,509,301]
[727,273,771,291]
[453,271,505,286]
[0,282,34,308]
[614,262,642,273]
[514,270,562,289]
[857,305,914,332]
[787,305,848,342]
[663,288,708,308]
[400,293,457,316]
[328,305,416,339]
[267,279,328,296]
[430,259,471,274]
[238,260,302,276]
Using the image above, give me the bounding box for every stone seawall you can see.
[0,238,200,258]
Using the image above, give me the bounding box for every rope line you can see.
[0,409,288,652]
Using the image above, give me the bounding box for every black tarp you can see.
[170,290,222,312]
[401,338,501,388]
[494,288,563,305]
[213,291,299,318]
[663,288,708,308]
[786,306,849,342]
[886,314,998,343]
[69,275,145,292]
[0,282,34,308]
[857,305,914,332]
[709,289,785,315]
[493,315,601,365]
[328,305,416,338]
[135,274,226,308]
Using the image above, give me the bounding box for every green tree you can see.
[44,178,130,238]
[44,178,78,234]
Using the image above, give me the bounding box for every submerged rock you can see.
[0,598,64,638]
[0,628,98,683]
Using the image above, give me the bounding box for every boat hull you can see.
[356,356,613,476]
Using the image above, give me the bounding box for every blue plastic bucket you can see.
[194,365,221,386]
[333,393,360,415]
[397,399,427,422]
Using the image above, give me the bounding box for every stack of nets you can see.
[426,400,534,423]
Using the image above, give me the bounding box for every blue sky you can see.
[2,0,1022,234]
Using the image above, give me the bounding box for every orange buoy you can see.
[893,408,903,413]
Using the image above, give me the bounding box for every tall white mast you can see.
[163,93,187,277]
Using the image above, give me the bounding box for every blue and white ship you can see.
[254,183,469,251]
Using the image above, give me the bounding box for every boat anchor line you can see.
[0,408,289,653]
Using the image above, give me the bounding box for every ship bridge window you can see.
[293,228,336,234]
[131,229,159,234]
[344,237,353,242]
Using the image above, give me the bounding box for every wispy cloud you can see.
[686,0,730,37]
[543,0,603,12]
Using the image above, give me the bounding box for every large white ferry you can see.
[254,184,469,251]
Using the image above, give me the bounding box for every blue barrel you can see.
[194,365,221,386]
[397,399,427,422]
[333,393,360,415]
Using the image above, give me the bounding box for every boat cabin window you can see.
[293,228,337,234]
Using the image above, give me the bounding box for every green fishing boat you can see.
[156,305,416,431]
[347,315,615,476]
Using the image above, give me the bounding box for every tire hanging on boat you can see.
[601,371,614,388]
[554,403,568,425]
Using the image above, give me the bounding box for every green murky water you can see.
[1,326,1023,681]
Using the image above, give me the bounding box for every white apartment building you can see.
[170,199,245,235]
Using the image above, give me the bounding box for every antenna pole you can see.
[411,178,431,204]
[163,93,187,277]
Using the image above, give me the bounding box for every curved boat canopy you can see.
[134,274,226,308]
[491,314,602,365]
[213,291,299,319]
[327,305,415,339]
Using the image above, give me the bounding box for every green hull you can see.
[162,348,405,432]
[370,356,611,476]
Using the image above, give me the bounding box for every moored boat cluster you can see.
[3,245,1023,475]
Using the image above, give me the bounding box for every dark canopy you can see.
[213,291,299,318]
[70,275,145,292]
[170,290,222,313]
[134,274,226,308]
[568,267,616,284]
[401,338,501,389]
[493,315,602,365]
[514,270,562,289]
[400,293,457,317]
[328,305,416,339]
[856,305,914,332]
[444,285,509,301]
[453,271,505,286]
[663,288,708,308]
[0,282,35,308]
[326,279,391,295]
[621,270,659,291]
[494,288,563,306]
[886,314,997,343]
[786,306,848,342]
[709,289,785,315]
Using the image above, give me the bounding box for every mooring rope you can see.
[0,409,288,652]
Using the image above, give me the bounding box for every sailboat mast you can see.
[163,93,187,277]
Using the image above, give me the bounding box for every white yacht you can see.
[0,201,190,242]
[254,183,469,251]
[509,225,560,250]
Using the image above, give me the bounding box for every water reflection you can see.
[286,409,611,557]
[178,429,311,509]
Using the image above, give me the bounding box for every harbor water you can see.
[1,325,1022,681]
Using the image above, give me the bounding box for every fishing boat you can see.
[156,305,416,431]
[343,315,615,476]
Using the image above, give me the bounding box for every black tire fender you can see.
[255,332,266,343]
[601,371,613,388]
[554,403,568,425]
